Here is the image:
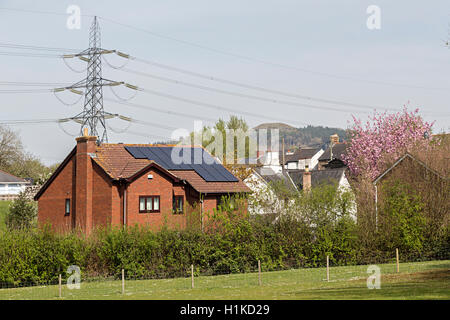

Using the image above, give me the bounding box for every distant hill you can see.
[254,123,297,131]
[254,123,347,149]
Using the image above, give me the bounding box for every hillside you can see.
[254,123,347,149]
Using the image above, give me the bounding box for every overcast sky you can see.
[0,0,449,165]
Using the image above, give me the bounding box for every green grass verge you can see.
[0,260,448,300]
[0,201,11,231]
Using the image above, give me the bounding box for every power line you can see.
[0,42,81,52]
[96,18,449,91]
[84,50,387,112]
[0,118,64,125]
[0,6,93,17]
[0,41,444,114]
[0,88,53,93]
[0,81,71,87]
[136,87,312,126]
[129,56,450,109]
[0,6,447,90]
[119,67,387,112]
[0,51,62,58]
[114,129,172,141]
[104,98,217,123]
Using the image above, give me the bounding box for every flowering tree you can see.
[343,107,433,180]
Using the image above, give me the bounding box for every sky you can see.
[0,0,449,165]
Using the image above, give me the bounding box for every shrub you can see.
[5,192,37,230]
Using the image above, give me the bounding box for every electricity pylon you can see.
[56,16,135,143]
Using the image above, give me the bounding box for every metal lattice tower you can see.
[84,17,106,141]
[61,16,130,144]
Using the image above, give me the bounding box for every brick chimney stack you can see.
[75,128,97,234]
[303,165,311,192]
[330,134,339,160]
[330,134,339,145]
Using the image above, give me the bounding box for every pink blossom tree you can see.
[343,107,433,180]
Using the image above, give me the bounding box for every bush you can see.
[5,192,37,230]
[0,182,446,285]
[378,181,426,253]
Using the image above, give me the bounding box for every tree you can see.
[186,115,256,165]
[5,192,37,230]
[0,126,23,170]
[379,181,426,252]
[343,107,433,180]
[0,125,56,183]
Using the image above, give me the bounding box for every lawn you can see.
[0,201,11,231]
[0,260,448,300]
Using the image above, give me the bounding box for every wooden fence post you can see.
[396,248,399,273]
[58,274,62,298]
[326,255,330,282]
[191,264,194,289]
[258,260,262,286]
[122,269,125,294]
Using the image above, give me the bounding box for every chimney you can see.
[330,134,339,145]
[303,165,311,192]
[75,128,97,234]
[330,134,339,160]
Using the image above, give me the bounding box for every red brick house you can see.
[34,132,250,234]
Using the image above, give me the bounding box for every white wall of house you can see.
[244,170,293,215]
[259,151,282,173]
[283,149,324,170]
[286,161,298,170]
[337,172,357,220]
[310,149,324,170]
[0,183,28,196]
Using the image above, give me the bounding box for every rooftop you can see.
[281,148,321,164]
[94,143,250,194]
[287,167,346,190]
[318,143,347,161]
[0,169,28,183]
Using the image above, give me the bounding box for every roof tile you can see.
[93,143,249,193]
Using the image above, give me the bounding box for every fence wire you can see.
[0,258,448,300]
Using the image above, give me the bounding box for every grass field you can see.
[0,201,11,231]
[0,260,448,300]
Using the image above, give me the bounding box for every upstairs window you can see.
[173,196,184,214]
[139,196,160,213]
[65,199,70,216]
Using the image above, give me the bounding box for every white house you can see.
[258,150,283,173]
[282,148,324,170]
[0,170,30,200]
[244,166,297,215]
[287,167,356,219]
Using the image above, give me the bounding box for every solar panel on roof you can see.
[148,148,169,168]
[124,146,238,182]
[192,165,216,181]
[215,164,237,181]
[206,163,228,181]
[200,164,225,181]
[126,146,147,159]
[154,147,173,167]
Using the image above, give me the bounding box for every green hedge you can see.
[0,217,448,286]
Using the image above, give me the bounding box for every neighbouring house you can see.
[287,167,356,218]
[287,167,352,192]
[257,149,283,173]
[281,148,324,170]
[244,166,297,215]
[318,134,347,170]
[244,165,356,218]
[0,169,30,200]
[34,131,250,234]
